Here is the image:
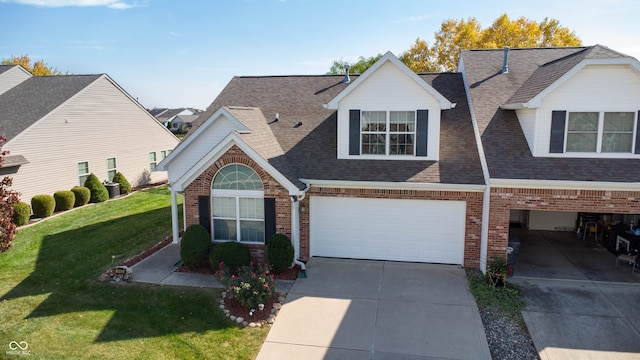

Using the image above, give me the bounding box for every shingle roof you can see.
[0,65,15,75]
[0,75,101,140]
[462,45,640,182]
[186,73,484,186]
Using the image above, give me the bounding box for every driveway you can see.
[256,258,491,360]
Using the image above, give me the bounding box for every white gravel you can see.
[479,307,539,360]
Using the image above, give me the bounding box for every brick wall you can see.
[488,187,640,260]
[183,145,291,263]
[304,187,484,267]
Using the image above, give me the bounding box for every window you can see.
[78,162,89,186]
[360,111,415,155]
[211,164,265,243]
[565,111,636,153]
[160,150,167,160]
[107,157,116,182]
[149,152,157,171]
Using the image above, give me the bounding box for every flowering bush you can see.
[215,262,275,310]
[486,256,513,287]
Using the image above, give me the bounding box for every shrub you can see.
[215,263,275,310]
[54,190,75,212]
[210,241,251,275]
[83,173,108,203]
[12,202,31,226]
[31,194,55,218]
[112,171,132,194]
[71,186,91,207]
[180,224,212,267]
[267,233,294,274]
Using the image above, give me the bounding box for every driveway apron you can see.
[256,258,491,360]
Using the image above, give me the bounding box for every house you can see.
[151,108,202,133]
[159,52,486,267]
[459,45,640,264]
[0,65,180,204]
[159,45,640,270]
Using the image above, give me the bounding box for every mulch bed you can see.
[221,292,280,323]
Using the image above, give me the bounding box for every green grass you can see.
[465,268,526,322]
[0,186,267,359]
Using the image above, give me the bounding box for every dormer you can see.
[501,48,640,159]
[326,52,454,161]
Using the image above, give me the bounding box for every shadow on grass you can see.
[1,206,232,342]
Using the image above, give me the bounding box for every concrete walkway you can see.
[129,243,295,293]
[257,258,491,360]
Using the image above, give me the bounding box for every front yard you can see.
[0,186,266,359]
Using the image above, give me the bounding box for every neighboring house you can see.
[459,45,640,265]
[151,108,202,133]
[0,65,180,204]
[159,45,640,270]
[159,52,486,267]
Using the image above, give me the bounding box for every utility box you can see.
[104,182,120,198]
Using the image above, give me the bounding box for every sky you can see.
[1,0,639,110]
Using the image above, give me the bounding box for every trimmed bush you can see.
[31,194,55,218]
[84,173,108,203]
[267,233,294,274]
[71,186,91,207]
[12,202,31,226]
[210,241,251,275]
[180,224,212,268]
[54,190,75,212]
[112,171,132,194]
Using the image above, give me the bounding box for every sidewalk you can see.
[129,243,295,293]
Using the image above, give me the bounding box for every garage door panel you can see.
[310,196,465,264]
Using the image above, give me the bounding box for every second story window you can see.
[565,111,635,153]
[360,111,416,156]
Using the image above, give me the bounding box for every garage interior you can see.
[508,210,640,283]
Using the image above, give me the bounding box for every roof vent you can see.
[343,64,350,83]
[502,46,510,74]
[268,113,279,124]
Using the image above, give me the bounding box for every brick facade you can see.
[183,145,292,263]
[488,187,640,260]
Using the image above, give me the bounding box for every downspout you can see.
[460,58,492,273]
[291,192,307,272]
[169,186,180,244]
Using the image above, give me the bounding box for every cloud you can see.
[393,14,431,23]
[0,0,142,9]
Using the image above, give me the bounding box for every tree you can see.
[1,54,62,76]
[328,14,582,73]
[0,136,21,252]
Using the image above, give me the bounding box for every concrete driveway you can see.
[256,258,491,360]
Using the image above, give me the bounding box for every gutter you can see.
[290,188,309,274]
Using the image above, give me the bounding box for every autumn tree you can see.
[0,136,21,252]
[1,54,62,76]
[328,54,383,75]
[328,14,581,73]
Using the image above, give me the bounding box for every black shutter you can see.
[264,198,276,244]
[198,195,211,234]
[416,110,429,156]
[349,109,361,155]
[549,110,567,153]
[635,111,640,154]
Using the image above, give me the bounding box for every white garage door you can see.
[310,197,466,264]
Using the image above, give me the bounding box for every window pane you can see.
[149,152,156,161]
[567,112,598,152]
[214,219,237,241]
[602,133,633,152]
[602,112,634,153]
[239,197,264,220]
[78,162,89,174]
[79,175,88,186]
[361,134,385,155]
[212,197,236,218]
[212,164,263,190]
[108,170,116,182]
[107,158,116,169]
[240,220,264,243]
[568,112,598,131]
[390,111,415,132]
[567,133,597,152]
[361,111,386,131]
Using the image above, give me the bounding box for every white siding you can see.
[5,76,179,204]
[337,61,442,160]
[515,108,537,153]
[0,67,31,95]
[533,65,640,158]
[165,115,240,184]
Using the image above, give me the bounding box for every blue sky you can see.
[1,0,638,109]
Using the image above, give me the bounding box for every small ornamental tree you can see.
[112,172,132,194]
[71,186,90,207]
[84,173,108,203]
[0,135,20,252]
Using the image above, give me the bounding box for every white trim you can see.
[491,178,640,191]
[157,106,250,171]
[300,178,485,192]
[325,51,453,110]
[503,58,640,109]
[169,132,303,195]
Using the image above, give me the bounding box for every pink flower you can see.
[231,275,235,279]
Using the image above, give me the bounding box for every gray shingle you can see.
[0,75,101,140]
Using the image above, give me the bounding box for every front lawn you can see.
[0,186,267,359]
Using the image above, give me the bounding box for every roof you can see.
[148,107,168,117]
[184,73,484,186]
[461,45,640,182]
[0,65,15,75]
[0,74,102,140]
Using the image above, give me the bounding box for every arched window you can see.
[211,164,265,243]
